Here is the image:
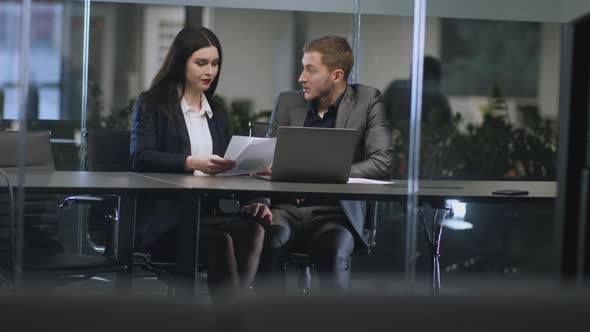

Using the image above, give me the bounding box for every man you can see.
[243,36,392,292]
[383,55,452,132]
[382,55,453,178]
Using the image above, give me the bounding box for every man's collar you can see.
[311,86,347,113]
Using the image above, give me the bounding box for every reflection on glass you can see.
[408,11,563,293]
[385,17,558,181]
[0,2,22,123]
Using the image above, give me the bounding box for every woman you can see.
[130,26,264,302]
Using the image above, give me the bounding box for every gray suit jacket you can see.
[267,83,393,246]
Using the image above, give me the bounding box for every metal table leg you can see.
[114,194,136,294]
[420,202,451,295]
[175,193,201,297]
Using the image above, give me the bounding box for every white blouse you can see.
[180,93,213,176]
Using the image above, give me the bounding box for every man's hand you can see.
[250,167,272,177]
[241,203,273,226]
[186,155,236,175]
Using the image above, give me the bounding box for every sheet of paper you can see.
[347,177,394,185]
[221,136,276,176]
[223,136,268,160]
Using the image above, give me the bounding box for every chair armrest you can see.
[59,195,105,208]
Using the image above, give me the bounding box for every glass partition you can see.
[354,5,417,291]
[1,1,87,171]
[4,0,590,299]
[407,0,589,293]
[82,0,414,296]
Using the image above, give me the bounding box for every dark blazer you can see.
[130,93,230,248]
[267,84,393,247]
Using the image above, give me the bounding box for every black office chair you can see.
[0,130,125,288]
[85,128,131,172]
[246,121,379,293]
[85,129,174,273]
[85,129,200,293]
[284,202,379,293]
[248,121,269,138]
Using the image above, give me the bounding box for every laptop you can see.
[257,126,360,183]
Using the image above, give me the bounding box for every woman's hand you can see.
[241,203,273,226]
[186,155,236,175]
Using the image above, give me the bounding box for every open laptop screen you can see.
[265,126,360,183]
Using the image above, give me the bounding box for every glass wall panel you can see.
[0,0,90,291]
[354,9,416,291]
[0,0,24,291]
[10,0,587,298]
[82,0,372,296]
[2,0,589,305]
[81,0,418,296]
[0,0,82,178]
[408,0,590,293]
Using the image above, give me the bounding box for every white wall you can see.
[210,8,295,113]
[94,0,590,23]
[297,13,440,94]
[355,15,441,93]
[142,5,184,90]
[211,8,563,124]
[135,5,563,125]
[538,23,561,119]
[91,4,116,116]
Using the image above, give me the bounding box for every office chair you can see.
[85,129,202,294]
[84,129,130,254]
[85,128,131,172]
[0,130,125,288]
[85,129,173,272]
[248,120,269,138]
[246,122,379,293]
[284,202,379,293]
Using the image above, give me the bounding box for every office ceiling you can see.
[96,0,590,23]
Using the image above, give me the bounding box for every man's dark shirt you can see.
[299,91,345,207]
[303,92,343,128]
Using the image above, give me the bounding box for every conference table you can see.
[1,170,556,295]
[134,173,556,294]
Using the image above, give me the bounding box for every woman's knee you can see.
[208,230,234,255]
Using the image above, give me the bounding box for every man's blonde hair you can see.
[303,36,354,80]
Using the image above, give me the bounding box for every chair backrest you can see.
[86,129,131,171]
[0,130,54,170]
[249,121,269,138]
[0,131,60,274]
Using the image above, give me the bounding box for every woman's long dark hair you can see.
[141,26,222,117]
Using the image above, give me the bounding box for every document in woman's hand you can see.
[220,136,276,176]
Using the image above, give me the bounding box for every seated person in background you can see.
[130,26,265,303]
[243,36,392,292]
[382,55,453,178]
[382,55,452,130]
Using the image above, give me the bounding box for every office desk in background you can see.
[0,170,189,291]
